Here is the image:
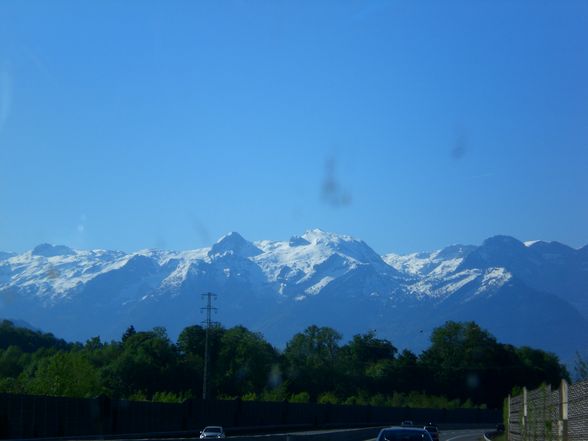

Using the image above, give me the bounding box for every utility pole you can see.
[201,292,218,400]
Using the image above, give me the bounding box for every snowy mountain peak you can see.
[31,243,76,257]
[299,229,388,267]
[208,232,262,258]
[301,228,343,243]
[300,229,360,250]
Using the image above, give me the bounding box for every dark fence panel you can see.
[0,392,501,439]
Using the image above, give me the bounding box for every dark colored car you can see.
[200,426,226,439]
[377,427,433,441]
[400,420,414,427]
[423,426,439,441]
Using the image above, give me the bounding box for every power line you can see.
[201,292,218,400]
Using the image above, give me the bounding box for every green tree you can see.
[217,326,278,396]
[0,320,69,352]
[339,331,397,395]
[176,324,224,397]
[515,346,570,387]
[421,321,506,397]
[105,328,179,398]
[421,321,500,371]
[121,325,136,343]
[419,321,569,407]
[393,349,421,393]
[0,345,29,378]
[283,325,341,398]
[23,351,102,397]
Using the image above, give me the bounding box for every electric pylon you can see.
[201,292,218,400]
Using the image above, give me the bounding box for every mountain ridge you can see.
[1,230,586,363]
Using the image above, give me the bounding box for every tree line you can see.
[0,319,569,408]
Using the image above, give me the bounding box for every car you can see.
[200,426,226,439]
[423,425,439,441]
[400,420,414,427]
[377,427,433,441]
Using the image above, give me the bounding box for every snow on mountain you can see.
[0,252,16,261]
[209,232,262,258]
[3,248,128,298]
[405,269,480,300]
[454,236,588,318]
[3,229,399,306]
[254,229,400,300]
[475,267,512,295]
[384,244,475,278]
[1,231,587,363]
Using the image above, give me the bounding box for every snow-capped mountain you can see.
[1,230,587,363]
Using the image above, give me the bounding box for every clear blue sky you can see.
[1,1,587,254]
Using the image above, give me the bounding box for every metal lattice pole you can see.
[201,292,217,400]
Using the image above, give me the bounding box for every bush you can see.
[289,391,310,403]
[128,391,148,401]
[152,391,190,403]
[317,392,339,404]
[260,384,289,402]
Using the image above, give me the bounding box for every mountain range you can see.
[1,229,587,363]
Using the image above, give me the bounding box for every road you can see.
[106,427,493,441]
[365,428,491,441]
[439,428,491,441]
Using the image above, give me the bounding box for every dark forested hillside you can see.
[0,320,70,352]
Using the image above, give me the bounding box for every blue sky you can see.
[1,0,587,254]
